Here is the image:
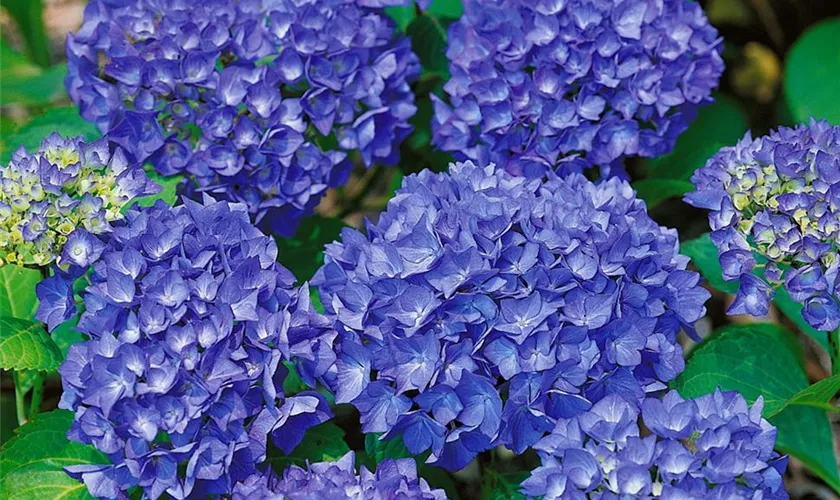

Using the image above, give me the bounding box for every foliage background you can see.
[1,0,840,498]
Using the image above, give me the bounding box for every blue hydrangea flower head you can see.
[314,160,709,470]
[57,197,337,499]
[232,451,447,499]
[0,133,158,268]
[431,0,724,178]
[66,0,420,236]
[522,389,788,499]
[686,120,840,331]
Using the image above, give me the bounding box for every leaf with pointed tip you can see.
[0,317,62,372]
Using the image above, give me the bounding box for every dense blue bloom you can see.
[66,0,420,236]
[231,451,447,499]
[522,389,788,499]
[431,0,724,177]
[1,133,158,268]
[687,120,840,331]
[314,161,708,470]
[59,198,336,499]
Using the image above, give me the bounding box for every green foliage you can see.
[0,42,67,108]
[0,265,41,320]
[2,0,51,67]
[130,171,183,209]
[266,422,351,473]
[0,317,62,372]
[644,95,748,181]
[275,215,347,283]
[632,178,694,209]
[0,106,100,164]
[363,433,459,499]
[407,13,453,78]
[785,18,840,124]
[0,410,107,500]
[481,468,527,500]
[364,433,413,464]
[674,323,840,492]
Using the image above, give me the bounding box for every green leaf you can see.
[771,405,840,493]
[679,233,738,294]
[766,375,840,417]
[129,171,182,209]
[785,18,840,124]
[0,317,62,372]
[266,422,351,473]
[365,433,413,464]
[632,179,693,209]
[1,62,67,108]
[426,0,463,18]
[644,95,748,181]
[0,265,41,321]
[1,107,100,164]
[674,323,840,492]
[773,287,829,351]
[276,215,347,283]
[407,14,452,77]
[0,410,107,500]
[481,468,527,500]
[385,6,416,32]
[2,0,51,67]
[281,361,308,396]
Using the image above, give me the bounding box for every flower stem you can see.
[830,328,840,376]
[13,371,28,426]
[29,372,45,416]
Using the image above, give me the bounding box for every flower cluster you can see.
[66,0,420,236]
[232,451,447,499]
[0,133,158,268]
[431,0,724,177]
[314,160,709,470]
[686,120,840,330]
[55,198,337,499]
[521,390,788,499]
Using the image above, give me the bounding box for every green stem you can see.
[13,371,28,426]
[830,328,840,376]
[28,372,45,416]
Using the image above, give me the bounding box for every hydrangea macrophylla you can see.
[521,389,788,499]
[56,198,337,499]
[0,133,158,268]
[686,120,840,331]
[66,0,420,236]
[314,161,709,470]
[431,0,724,178]
[232,451,447,499]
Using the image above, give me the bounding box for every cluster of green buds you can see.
[0,133,159,267]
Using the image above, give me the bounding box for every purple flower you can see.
[1,134,159,268]
[524,390,788,499]
[58,198,337,499]
[314,161,708,470]
[687,120,840,331]
[232,451,447,499]
[67,0,420,236]
[431,0,724,177]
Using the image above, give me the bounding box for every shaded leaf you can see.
[1,107,100,164]
[772,405,840,493]
[407,14,452,77]
[633,179,694,209]
[276,215,346,283]
[365,433,413,464]
[0,317,62,371]
[645,95,748,181]
[129,171,182,209]
[680,233,738,294]
[482,468,527,500]
[785,18,840,124]
[2,0,51,67]
[266,422,350,473]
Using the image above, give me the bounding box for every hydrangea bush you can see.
[55,198,336,498]
[66,0,420,235]
[2,1,838,499]
[522,390,788,498]
[232,451,446,499]
[431,0,724,177]
[687,120,840,331]
[0,133,158,268]
[314,160,709,470]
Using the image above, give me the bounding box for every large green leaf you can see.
[766,374,840,417]
[266,422,351,473]
[407,13,452,77]
[276,215,347,283]
[0,317,62,371]
[785,18,840,124]
[0,265,41,320]
[644,95,748,181]
[1,107,100,164]
[674,323,840,492]
[0,410,106,500]
[365,433,413,464]
[680,234,830,350]
[632,179,694,210]
[2,0,51,68]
